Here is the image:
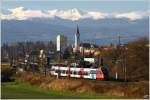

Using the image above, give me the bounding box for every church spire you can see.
[74,25,80,52]
[77,25,80,36]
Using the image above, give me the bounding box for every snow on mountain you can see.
[1,7,148,21]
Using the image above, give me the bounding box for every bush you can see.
[125,38,149,81]
[1,67,15,82]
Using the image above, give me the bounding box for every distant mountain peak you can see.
[1,7,148,21]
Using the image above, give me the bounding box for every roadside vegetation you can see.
[14,72,148,99]
[1,64,15,82]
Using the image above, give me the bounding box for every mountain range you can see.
[1,8,149,45]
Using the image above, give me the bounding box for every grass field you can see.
[1,81,124,99]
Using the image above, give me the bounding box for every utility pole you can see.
[118,34,121,46]
[124,55,127,82]
[123,46,127,97]
[123,46,127,82]
[83,47,85,58]
[115,33,121,80]
[22,43,26,70]
[68,61,71,79]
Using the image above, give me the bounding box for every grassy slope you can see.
[1,81,124,99]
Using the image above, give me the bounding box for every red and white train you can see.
[50,65,109,80]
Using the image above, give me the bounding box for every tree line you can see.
[1,38,149,81]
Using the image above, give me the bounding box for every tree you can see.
[125,38,149,81]
[63,48,71,59]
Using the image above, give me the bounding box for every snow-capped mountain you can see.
[1,7,149,45]
[1,7,148,21]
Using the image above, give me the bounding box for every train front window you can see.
[90,70,102,74]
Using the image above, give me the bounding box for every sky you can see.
[2,0,149,12]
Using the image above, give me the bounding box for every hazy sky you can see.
[2,0,149,12]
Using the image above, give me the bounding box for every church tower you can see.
[74,25,80,52]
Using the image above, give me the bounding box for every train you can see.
[14,56,109,80]
[49,65,109,80]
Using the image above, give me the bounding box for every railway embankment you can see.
[16,72,149,99]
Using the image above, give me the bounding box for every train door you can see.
[89,69,97,79]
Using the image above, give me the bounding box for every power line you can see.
[83,34,145,41]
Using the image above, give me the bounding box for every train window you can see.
[84,72,88,75]
[63,70,66,74]
[70,71,74,74]
[51,68,55,71]
[77,71,88,75]
[55,70,58,73]
[73,71,78,75]
[61,70,65,74]
[66,70,68,74]
[55,70,61,73]
[72,71,74,74]
[66,70,71,74]
[78,71,82,75]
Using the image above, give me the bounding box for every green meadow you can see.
[1,81,124,99]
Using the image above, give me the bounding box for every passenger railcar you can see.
[50,66,108,79]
